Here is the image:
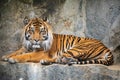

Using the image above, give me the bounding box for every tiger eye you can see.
[39,27,44,31]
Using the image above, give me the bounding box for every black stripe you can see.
[89,60,93,64]
[85,38,88,40]
[99,60,102,64]
[77,37,81,42]
[71,36,76,47]
[65,35,68,50]
[94,59,99,64]
[91,47,106,59]
[78,58,83,62]
[86,47,98,58]
[87,45,104,58]
[86,48,95,58]
[84,60,87,64]
[85,37,91,40]
[67,35,71,49]
[62,35,66,52]
[67,51,74,56]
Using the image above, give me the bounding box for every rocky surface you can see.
[0,0,120,80]
[0,61,120,80]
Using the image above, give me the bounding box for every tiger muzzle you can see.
[32,40,41,49]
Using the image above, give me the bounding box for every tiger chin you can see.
[1,17,114,66]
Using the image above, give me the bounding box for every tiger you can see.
[1,17,114,66]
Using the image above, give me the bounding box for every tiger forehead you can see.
[30,18,43,25]
[30,23,44,28]
[26,18,46,30]
[29,24,45,31]
[30,21,43,27]
[32,21,42,26]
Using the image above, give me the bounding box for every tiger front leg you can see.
[7,51,52,64]
[7,53,32,63]
[1,47,25,61]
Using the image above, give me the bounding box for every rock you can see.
[0,61,120,80]
[0,1,120,79]
[86,0,120,49]
[112,46,120,64]
[109,14,120,50]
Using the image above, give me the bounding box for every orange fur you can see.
[1,17,114,65]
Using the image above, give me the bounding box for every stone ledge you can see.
[0,61,120,80]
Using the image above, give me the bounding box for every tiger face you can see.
[23,17,53,51]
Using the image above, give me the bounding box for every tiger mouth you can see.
[32,45,41,49]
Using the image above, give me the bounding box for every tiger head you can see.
[23,17,53,51]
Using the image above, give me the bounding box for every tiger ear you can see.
[23,16,30,25]
[42,16,47,22]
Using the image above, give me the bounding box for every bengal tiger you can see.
[1,17,114,66]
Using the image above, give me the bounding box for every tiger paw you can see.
[1,56,9,61]
[61,57,78,64]
[8,58,18,64]
[40,59,52,65]
[55,57,69,64]
[55,57,63,63]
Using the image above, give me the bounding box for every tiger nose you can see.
[33,39,40,44]
[34,39,39,42]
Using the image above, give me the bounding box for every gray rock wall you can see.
[0,0,120,62]
[0,0,120,80]
[86,0,120,49]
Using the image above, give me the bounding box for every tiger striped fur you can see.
[50,34,113,66]
[1,17,114,66]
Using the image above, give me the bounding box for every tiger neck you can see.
[46,34,58,52]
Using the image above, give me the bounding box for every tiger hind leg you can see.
[66,52,114,66]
